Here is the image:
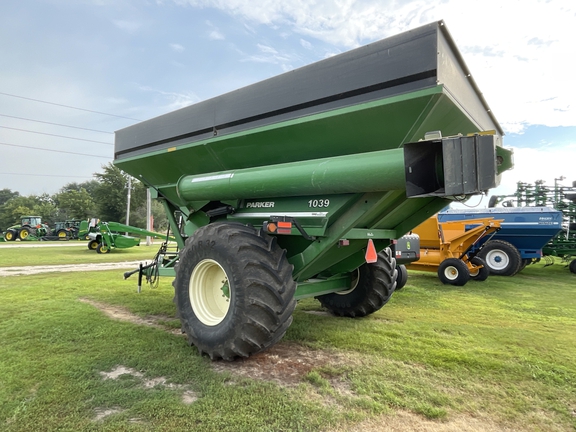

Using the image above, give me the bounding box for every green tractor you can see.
[53,219,83,240]
[3,216,51,241]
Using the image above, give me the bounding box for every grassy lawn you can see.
[1,251,575,431]
[0,242,160,267]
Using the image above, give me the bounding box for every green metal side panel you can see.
[115,87,483,206]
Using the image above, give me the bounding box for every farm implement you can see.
[407,216,501,286]
[488,179,576,273]
[115,21,513,360]
[80,219,175,254]
[437,207,563,275]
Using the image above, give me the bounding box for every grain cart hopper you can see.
[115,21,513,360]
[407,215,502,286]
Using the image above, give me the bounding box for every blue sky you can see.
[1,0,575,202]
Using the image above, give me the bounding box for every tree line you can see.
[0,163,168,232]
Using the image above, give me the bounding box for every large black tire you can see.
[88,240,99,250]
[317,248,397,317]
[517,258,531,272]
[469,256,489,282]
[438,258,470,286]
[569,259,576,274]
[174,223,296,361]
[395,264,408,290]
[477,240,522,276]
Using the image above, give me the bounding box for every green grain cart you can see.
[115,21,513,360]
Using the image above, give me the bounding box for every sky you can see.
[1,0,575,206]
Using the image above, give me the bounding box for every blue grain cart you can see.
[437,207,562,276]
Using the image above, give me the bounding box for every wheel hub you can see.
[486,249,509,270]
[189,259,231,326]
[444,265,459,281]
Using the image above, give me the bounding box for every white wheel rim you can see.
[336,268,360,295]
[443,265,459,281]
[189,259,231,326]
[485,249,509,270]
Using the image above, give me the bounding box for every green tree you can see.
[32,194,58,226]
[92,163,145,225]
[0,196,37,229]
[60,180,100,196]
[0,189,20,206]
[54,188,96,220]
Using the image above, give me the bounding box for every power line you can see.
[0,126,113,145]
[0,171,94,179]
[0,142,111,159]
[0,91,142,121]
[0,114,113,134]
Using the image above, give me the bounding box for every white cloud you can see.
[169,43,185,52]
[112,19,142,33]
[138,86,201,111]
[171,0,576,132]
[240,43,296,69]
[209,30,225,40]
[257,43,278,54]
[300,38,312,49]
[206,19,225,40]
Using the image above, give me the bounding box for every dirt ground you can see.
[78,298,523,432]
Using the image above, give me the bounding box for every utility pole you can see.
[126,176,131,226]
[146,188,151,246]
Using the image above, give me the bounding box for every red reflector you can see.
[277,221,292,234]
[365,239,378,263]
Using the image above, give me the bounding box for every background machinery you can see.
[3,216,53,241]
[407,216,501,286]
[79,219,174,254]
[488,179,576,273]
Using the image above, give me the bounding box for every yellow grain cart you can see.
[408,216,502,286]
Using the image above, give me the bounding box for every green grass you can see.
[1,254,575,431]
[0,242,159,266]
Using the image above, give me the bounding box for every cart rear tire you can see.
[395,264,408,290]
[477,240,522,276]
[174,223,296,361]
[317,248,397,317]
[469,256,489,281]
[570,259,576,274]
[438,258,470,286]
